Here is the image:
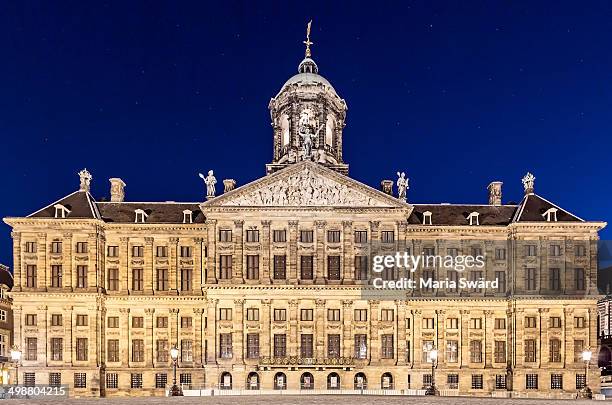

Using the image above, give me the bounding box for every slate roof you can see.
[28,190,100,219]
[512,194,583,222]
[97,202,205,224]
[0,265,13,290]
[409,204,518,226]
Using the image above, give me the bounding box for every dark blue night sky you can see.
[1,1,611,266]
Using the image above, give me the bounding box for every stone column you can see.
[119,237,128,292]
[369,300,380,364]
[206,299,218,364]
[515,309,525,367]
[564,308,574,368]
[435,309,446,367]
[206,220,218,284]
[288,299,299,357]
[145,237,154,294]
[539,308,549,369]
[11,232,22,291]
[262,299,272,358]
[484,240,494,297]
[412,310,422,368]
[288,221,299,283]
[169,238,179,292]
[62,305,72,366]
[315,299,326,358]
[460,310,470,367]
[261,221,272,284]
[193,308,204,366]
[194,238,204,293]
[484,310,494,368]
[119,308,130,366]
[342,300,353,358]
[396,301,407,365]
[37,305,47,365]
[145,308,154,367]
[314,221,326,284]
[370,222,380,284]
[169,308,179,350]
[36,233,47,290]
[233,299,245,364]
[233,221,244,282]
[342,221,353,284]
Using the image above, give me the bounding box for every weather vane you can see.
[303,20,313,58]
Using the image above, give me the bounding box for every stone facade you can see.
[2,41,606,398]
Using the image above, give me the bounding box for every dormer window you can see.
[542,208,558,222]
[467,212,480,226]
[183,209,193,224]
[423,211,432,225]
[53,204,71,218]
[134,209,148,223]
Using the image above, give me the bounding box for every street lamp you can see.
[579,349,593,399]
[10,347,21,385]
[425,348,440,396]
[169,346,183,396]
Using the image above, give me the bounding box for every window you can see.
[525,339,537,362]
[300,230,313,243]
[575,268,585,291]
[180,246,192,258]
[108,268,119,291]
[576,374,586,390]
[526,374,538,389]
[273,255,286,280]
[247,333,259,359]
[106,373,118,389]
[180,269,192,291]
[467,212,480,225]
[495,248,506,260]
[525,244,537,256]
[274,309,286,321]
[157,316,168,328]
[25,241,37,253]
[550,339,561,362]
[132,316,144,328]
[219,308,232,321]
[495,375,507,390]
[246,255,259,280]
[550,244,561,256]
[423,211,432,225]
[575,245,586,257]
[156,246,168,257]
[422,318,435,329]
[51,314,62,326]
[550,268,561,291]
[155,373,168,389]
[246,308,259,321]
[446,340,458,363]
[405,341,411,362]
[496,271,506,293]
[471,247,483,257]
[327,230,340,243]
[469,270,483,292]
[354,230,367,243]
[381,309,394,322]
[49,373,61,387]
[26,264,37,288]
[381,334,394,359]
[301,334,314,358]
[423,247,435,256]
[181,340,193,362]
[354,334,367,359]
[107,317,119,328]
[107,339,119,362]
[328,334,340,358]
[24,372,35,387]
[574,340,585,362]
[406,318,411,329]
[51,265,62,287]
[327,256,341,280]
[327,309,340,321]
[76,265,87,288]
[183,209,193,224]
[447,374,459,389]
[246,229,260,243]
[74,373,87,388]
[354,309,368,322]
[132,339,144,362]
[181,317,192,328]
[134,208,148,223]
[494,341,506,363]
[132,245,144,257]
[495,318,506,329]
[107,245,118,257]
[273,230,286,243]
[219,255,232,279]
[156,339,168,362]
[470,340,482,363]
[381,231,395,243]
[131,373,143,389]
[471,374,483,389]
[301,309,314,321]
[422,340,434,362]
[51,338,63,361]
[156,268,168,291]
[300,256,313,280]
[525,316,537,328]
[526,268,537,291]
[25,338,37,360]
[550,317,561,328]
[219,229,232,242]
[51,241,62,254]
[76,242,88,254]
[76,338,88,361]
[220,334,233,358]
[25,313,37,326]
[575,317,586,328]
[274,334,286,357]
[132,268,143,291]
[470,318,482,329]
[354,256,368,280]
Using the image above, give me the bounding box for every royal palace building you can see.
[3,37,606,398]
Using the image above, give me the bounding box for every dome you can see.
[277,57,338,97]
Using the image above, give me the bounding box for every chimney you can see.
[487,181,503,206]
[109,178,126,202]
[380,180,393,196]
[78,168,92,192]
[223,179,236,193]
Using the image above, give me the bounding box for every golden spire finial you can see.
[303,20,313,58]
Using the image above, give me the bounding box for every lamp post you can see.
[10,347,21,385]
[579,349,593,399]
[169,346,183,396]
[425,348,439,396]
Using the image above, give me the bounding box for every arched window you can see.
[354,372,367,389]
[274,372,287,390]
[220,372,232,390]
[246,372,259,390]
[300,372,314,389]
[281,114,290,146]
[381,372,393,390]
[327,372,340,390]
[325,116,335,146]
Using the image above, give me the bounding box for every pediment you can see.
[202,161,408,209]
